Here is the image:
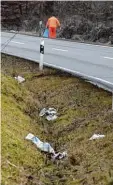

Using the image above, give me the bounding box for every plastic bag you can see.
[25,133,55,154]
[43,28,49,38]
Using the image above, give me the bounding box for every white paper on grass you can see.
[39,108,57,121]
[15,76,25,83]
[46,115,58,121]
[89,134,105,140]
[25,133,35,140]
[47,108,57,114]
[39,108,47,117]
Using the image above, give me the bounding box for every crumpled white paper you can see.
[89,134,105,140]
[14,76,25,83]
[39,108,57,121]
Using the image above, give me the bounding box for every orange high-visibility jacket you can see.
[46,16,60,28]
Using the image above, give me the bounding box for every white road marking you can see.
[104,56,113,60]
[84,43,113,48]
[52,48,68,52]
[42,36,113,49]
[44,62,113,87]
[2,31,113,49]
[11,41,24,44]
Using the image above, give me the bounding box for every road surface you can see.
[1,31,113,92]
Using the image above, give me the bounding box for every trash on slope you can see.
[46,115,57,121]
[14,76,25,83]
[39,108,57,121]
[25,133,55,154]
[89,134,105,140]
[25,133,67,160]
[51,151,67,160]
[39,108,47,117]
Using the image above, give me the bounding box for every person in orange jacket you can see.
[46,16,61,39]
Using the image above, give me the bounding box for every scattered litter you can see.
[25,133,67,160]
[46,115,58,121]
[39,108,47,117]
[25,133,55,154]
[51,151,67,160]
[14,76,25,83]
[47,108,57,115]
[89,134,105,140]
[39,108,57,121]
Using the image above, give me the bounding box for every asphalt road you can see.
[1,31,113,92]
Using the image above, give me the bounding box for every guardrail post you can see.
[39,39,44,71]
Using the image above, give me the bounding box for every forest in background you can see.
[1,1,113,44]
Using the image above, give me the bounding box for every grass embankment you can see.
[1,54,113,185]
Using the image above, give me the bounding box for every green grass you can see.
[1,54,113,185]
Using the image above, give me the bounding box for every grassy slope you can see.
[1,54,113,185]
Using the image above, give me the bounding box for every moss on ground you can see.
[1,54,113,185]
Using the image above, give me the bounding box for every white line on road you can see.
[52,48,68,52]
[11,41,24,44]
[104,56,113,60]
[2,50,113,91]
[44,62,113,87]
[84,43,113,48]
